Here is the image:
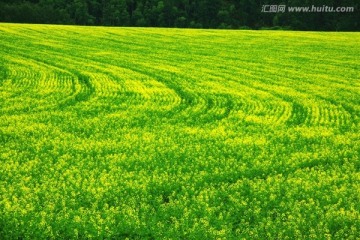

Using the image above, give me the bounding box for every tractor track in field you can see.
[0,25,358,129]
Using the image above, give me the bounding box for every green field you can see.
[0,23,359,239]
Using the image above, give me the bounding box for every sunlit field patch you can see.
[0,23,359,239]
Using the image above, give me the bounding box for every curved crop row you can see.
[1,25,357,128]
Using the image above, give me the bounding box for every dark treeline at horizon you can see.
[0,0,358,31]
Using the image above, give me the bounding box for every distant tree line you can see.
[0,0,358,31]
